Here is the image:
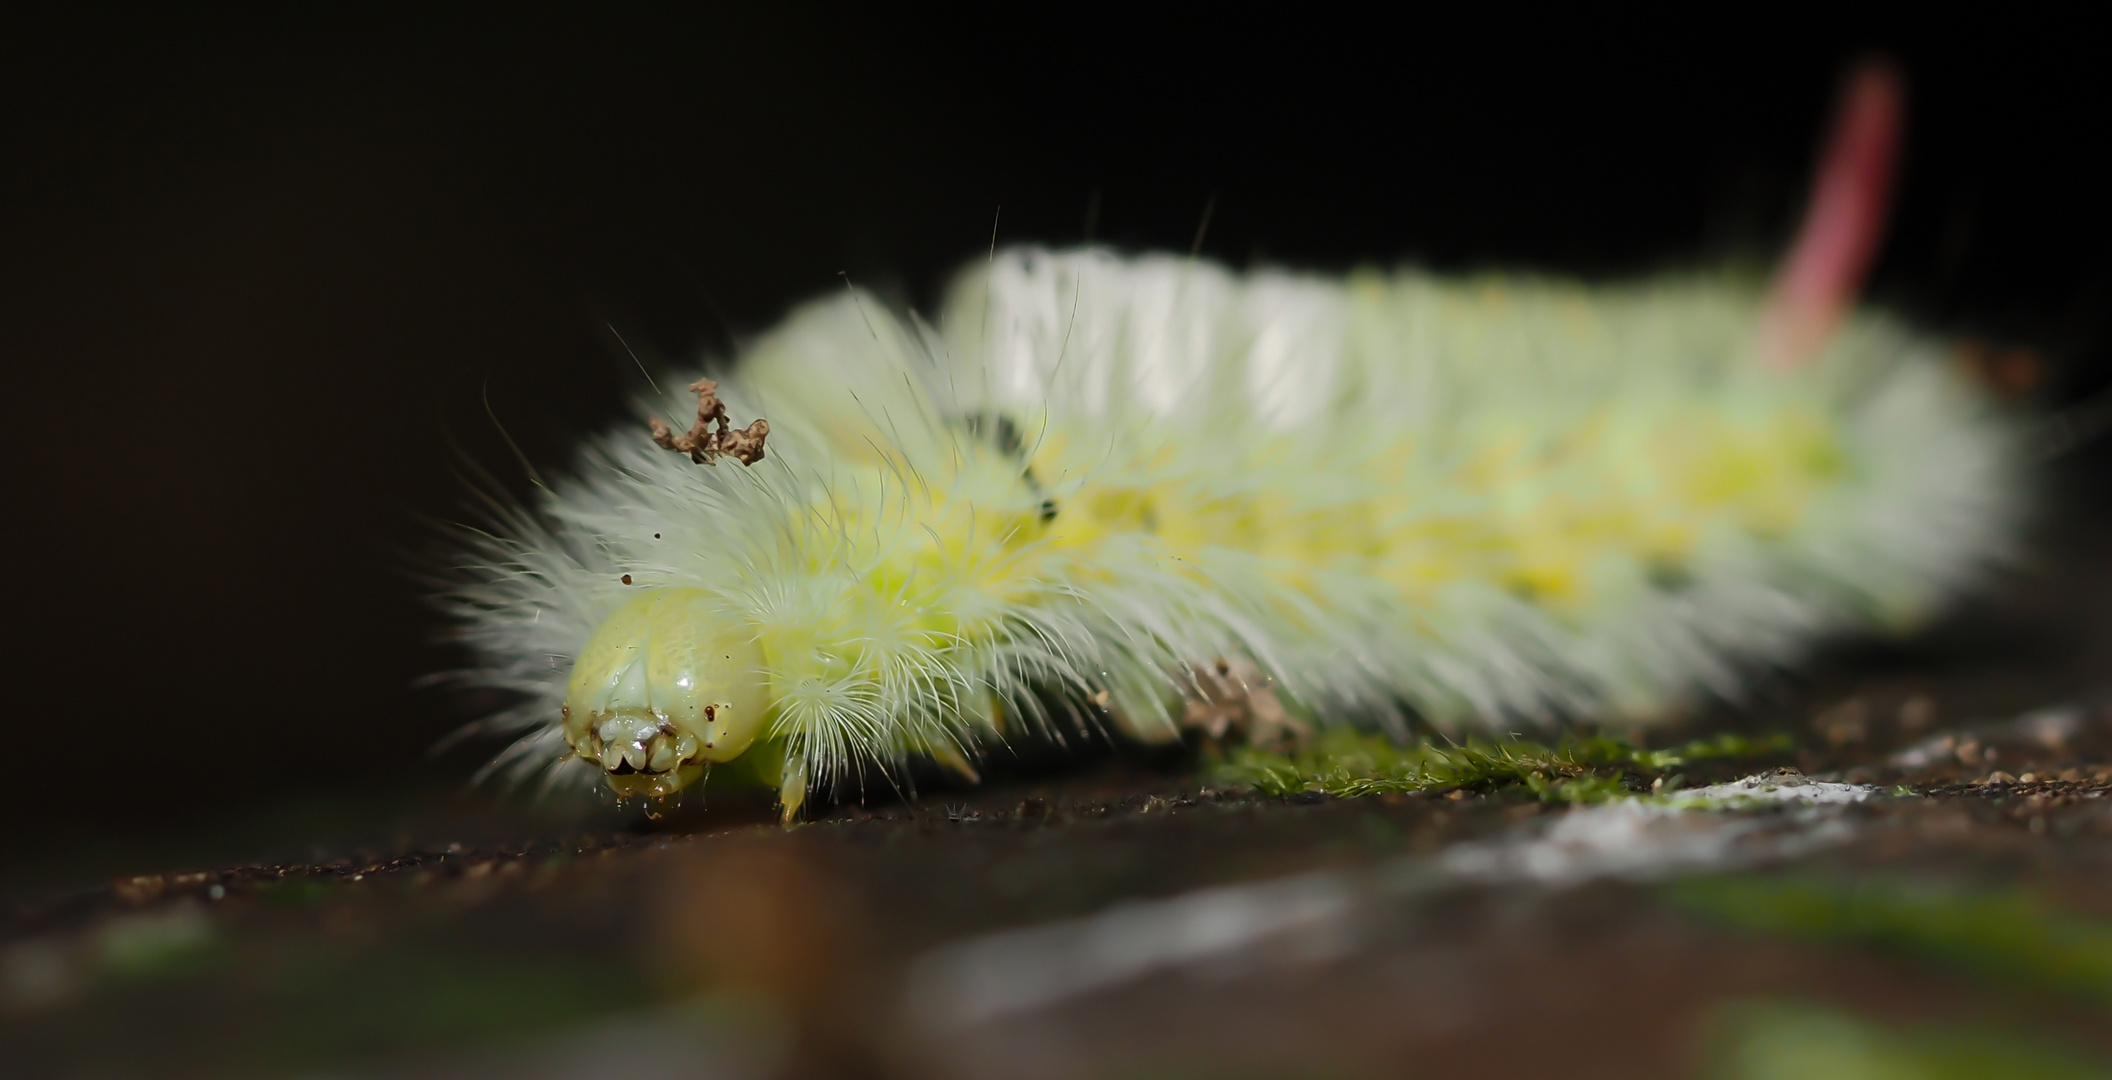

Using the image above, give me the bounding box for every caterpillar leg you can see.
[777,757,807,825]
[926,742,982,785]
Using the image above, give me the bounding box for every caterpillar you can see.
[445,65,2021,822]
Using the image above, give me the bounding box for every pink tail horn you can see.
[1759,59,1906,370]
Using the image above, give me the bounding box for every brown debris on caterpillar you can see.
[649,378,770,465]
[1179,657,1312,752]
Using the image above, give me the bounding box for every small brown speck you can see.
[621,574,633,585]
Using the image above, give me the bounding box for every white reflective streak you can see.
[904,775,1879,1029]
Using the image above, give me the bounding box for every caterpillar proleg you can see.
[445,66,2021,821]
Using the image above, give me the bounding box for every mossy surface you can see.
[1669,874,2112,1002]
[1707,999,2112,1080]
[1207,728,1794,802]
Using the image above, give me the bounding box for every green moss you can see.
[1668,875,2112,1002]
[94,909,221,981]
[1631,730,1798,771]
[263,879,335,907]
[293,956,646,1047]
[1706,999,2112,1080]
[1207,728,1792,803]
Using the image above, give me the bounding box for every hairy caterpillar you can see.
[446,66,2020,821]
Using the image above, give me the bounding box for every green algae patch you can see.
[263,879,336,907]
[1705,999,2112,1080]
[259,952,653,1057]
[93,908,222,982]
[1207,729,1793,802]
[1668,875,2112,1002]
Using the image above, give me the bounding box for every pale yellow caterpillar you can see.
[444,66,2021,821]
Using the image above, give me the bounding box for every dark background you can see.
[3,9,2107,869]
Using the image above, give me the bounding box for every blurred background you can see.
[3,8,2109,882]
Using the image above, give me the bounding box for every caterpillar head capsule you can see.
[561,588,768,799]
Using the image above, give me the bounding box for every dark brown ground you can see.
[9,455,2112,1079]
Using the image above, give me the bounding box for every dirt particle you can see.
[111,876,165,905]
[649,378,769,466]
[1898,695,1936,731]
[1817,699,1868,747]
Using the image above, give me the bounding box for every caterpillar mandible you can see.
[445,64,2021,822]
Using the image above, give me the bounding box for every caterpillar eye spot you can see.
[620,574,632,585]
[653,533,661,539]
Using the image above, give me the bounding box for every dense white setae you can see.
[442,246,2021,820]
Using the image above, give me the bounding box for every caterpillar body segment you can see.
[448,249,2021,821]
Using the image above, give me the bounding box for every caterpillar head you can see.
[561,588,769,799]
